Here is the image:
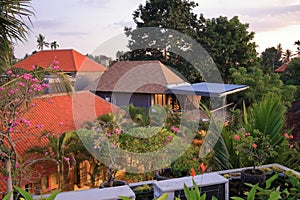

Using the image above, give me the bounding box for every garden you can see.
[66,94,299,199]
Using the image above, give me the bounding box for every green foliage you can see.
[3,186,60,200]
[197,16,258,82]
[0,0,34,70]
[123,0,258,83]
[229,67,296,108]
[170,145,201,177]
[234,129,277,168]
[245,94,286,147]
[182,179,217,200]
[260,47,282,74]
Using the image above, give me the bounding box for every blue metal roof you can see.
[167,82,249,97]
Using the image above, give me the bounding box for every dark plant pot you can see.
[99,180,128,188]
[131,185,153,200]
[155,168,174,181]
[241,168,266,185]
[155,168,188,180]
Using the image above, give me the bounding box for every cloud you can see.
[52,32,88,37]
[239,5,300,32]
[113,20,135,28]
[77,0,110,8]
[33,19,64,29]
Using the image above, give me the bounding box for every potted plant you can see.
[234,129,278,185]
[155,145,207,180]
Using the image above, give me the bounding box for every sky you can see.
[14,0,300,59]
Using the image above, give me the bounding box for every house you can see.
[0,91,120,197]
[14,49,107,91]
[92,60,187,109]
[92,60,249,112]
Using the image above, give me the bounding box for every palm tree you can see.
[26,131,80,190]
[51,41,59,50]
[0,0,34,71]
[36,34,49,51]
[295,40,300,57]
[281,49,293,63]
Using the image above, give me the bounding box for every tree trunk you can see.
[5,158,13,200]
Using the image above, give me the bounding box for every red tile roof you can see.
[95,60,185,94]
[275,63,289,72]
[14,49,107,72]
[0,91,120,193]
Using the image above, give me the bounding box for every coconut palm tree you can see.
[51,41,59,50]
[281,49,293,63]
[295,40,300,57]
[26,131,81,190]
[0,0,34,71]
[36,34,49,51]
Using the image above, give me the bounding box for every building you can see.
[14,49,107,91]
[0,91,120,196]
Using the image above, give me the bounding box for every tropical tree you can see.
[122,0,202,83]
[229,67,296,108]
[196,16,259,82]
[36,34,49,51]
[260,47,282,73]
[281,49,293,63]
[0,0,34,71]
[295,40,300,56]
[26,131,80,191]
[122,0,258,83]
[50,41,59,50]
[0,65,73,198]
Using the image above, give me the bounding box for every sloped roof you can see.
[167,82,249,97]
[0,91,119,192]
[95,60,186,94]
[275,63,288,72]
[14,49,107,72]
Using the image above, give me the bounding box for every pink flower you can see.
[115,129,122,135]
[253,143,257,149]
[234,135,240,141]
[3,176,8,181]
[45,152,48,156]
[244,132,251,137]
[22,118,30,126]
[290,134,294,139]
[42,83,49,88]
[15,163,19,168]
[60,121,64,125]
[22,73,32,80]
[6,70,12,75]
[171,125,179,133]
[290,144,294,149]
[18,82,26,87]
[32,65,36,69]
[9,127,13,133]
[35,124,43,128]
[64,157,70,161]
[9,89,15,94]
[53,65,60,70]
[284,133,289,139]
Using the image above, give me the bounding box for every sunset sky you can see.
[14,0,300,59]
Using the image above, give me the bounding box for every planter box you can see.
[33,185,136,200]
[129,180,156,200]
[154,172,229,200]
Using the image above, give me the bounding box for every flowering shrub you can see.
[233,129,278,169]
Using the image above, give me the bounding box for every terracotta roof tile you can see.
[275,63,288,72]
[14,49,107,72]
[95,60,185,94]
[0,91,119,192]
